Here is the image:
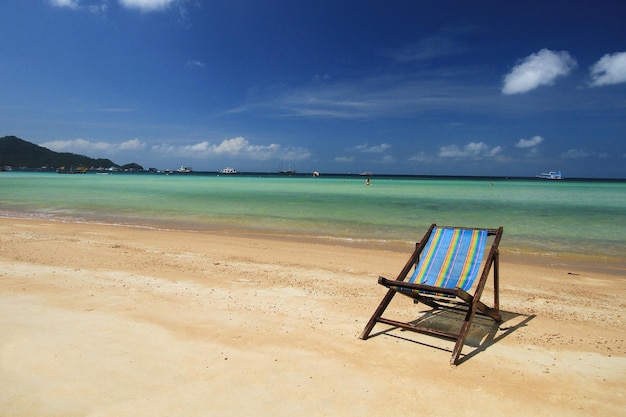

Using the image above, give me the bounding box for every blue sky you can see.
[2,0,626,177]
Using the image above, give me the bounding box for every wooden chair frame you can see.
[360,224,503,365]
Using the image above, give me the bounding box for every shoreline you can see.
[1,217,625,416]
[2,212,625,274]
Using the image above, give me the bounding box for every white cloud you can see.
[118,138,146,150]
[439,141,502,159]
[353,143,391,153]
[151,137,311,161]
[42,138,110,152]
[49,0,80,8]
[49,0,177,12]
[40,137,311,166]
[41,138,146,154]
[589,52,626,86]
[118,0,178,12]
[515,135,543,148]
[334,156,354,163]
[502,49,577,94]
[49,0,107,13]
[560,149,590,159]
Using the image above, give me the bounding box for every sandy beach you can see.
[1,217,624,416]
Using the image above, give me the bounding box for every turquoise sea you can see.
[1,171,625,265]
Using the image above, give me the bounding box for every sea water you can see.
[1,172,625,263]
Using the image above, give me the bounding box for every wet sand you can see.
[1,218,624,416]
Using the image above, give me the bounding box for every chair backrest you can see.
[408,227,488,291]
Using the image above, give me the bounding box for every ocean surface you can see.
[1,171,625,265]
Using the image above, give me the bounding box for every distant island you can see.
[0,136,143,172]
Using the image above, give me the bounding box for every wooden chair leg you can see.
[494,251,500,313]
[450,308,476,365]
[360,289,396,339]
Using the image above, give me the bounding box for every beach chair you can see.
[360,224,503,365]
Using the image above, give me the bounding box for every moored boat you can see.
[278,161,295,175]
[176,166,193,173]
[536,171,563,180]
[56,166,88,174]
[220,167,238,174]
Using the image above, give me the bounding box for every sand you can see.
[0,218,624,416]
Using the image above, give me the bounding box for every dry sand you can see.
[1,218,624,416]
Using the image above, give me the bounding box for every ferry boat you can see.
[219,167,238,174]
[176,166,193,173]
[536,171,563,180]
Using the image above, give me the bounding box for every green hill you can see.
[0,136,118,169]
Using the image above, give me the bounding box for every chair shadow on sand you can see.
[368,307,535,365]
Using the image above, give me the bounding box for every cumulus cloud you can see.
[334,156,354,163]
[41,138,146,154]
[502,49,577,94]
[42,138,108,152]
[151,137,311,161]
[49,0,80,8]
[118,0,178,12]
[118,138,145,150]
[439,141,502,159]
[49,0,109,13]
[353,143,391,153]
[49,0,108,13]
[49,0,177,12]
[589,52,626,86]
[515,135,543,148]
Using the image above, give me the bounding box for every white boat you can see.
[536,171,563,180]
[220,167,238,174]
[278,161,296,175]
[176,166,192,173]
